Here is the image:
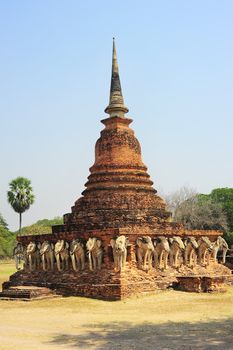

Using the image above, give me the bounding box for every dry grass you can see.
[0,261,233,349]
[0,260,16,291]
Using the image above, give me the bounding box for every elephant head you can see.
[55,240,69,254]
[40,241,53,255]
[26,241,37,254]
[70,239,83,255]
[69,239,85,271]
[170,236,185,250]
[86,237,103,271]
[13,243,25,270]
[198,236,213,252]
[136,236,154,270]
[110,235,128,254]
[197,236,214,266]
[110,235,128,271]
[169,236,185,268]
[154,236,170,253]
[212,236,229,264]
[26,242,40,271]
[13,242,24,257]
[39,241,54,271]
[216,236,229,250]
[54,240,69,271]
[187,236,198,249]
[86,237,101,252]
[136,236,154,252]
[153,236,170,270]
[184,237,198,268]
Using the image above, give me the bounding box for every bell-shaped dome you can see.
[62,39,171,232]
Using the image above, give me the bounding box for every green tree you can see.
[0,213,8,230]
[19,217,63,236]
[20,224,52,235]
[7,177,35,234]
[174,196,228,232]
[209,188,233,231]
[0,226,15,259]
[35,216,63,227]
[169,186,233,247]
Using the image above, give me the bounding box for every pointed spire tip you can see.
[105,39,129,117]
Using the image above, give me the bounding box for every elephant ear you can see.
[125,237,129,247]
[54,241,60,253]
[136,238,142,247]
[86,238,91,249]
[97,240,102,248]
[221,237,228,248]
[37,242,41,249]
[168,238,173,244]
[65,242,69,249]
[179,238,185,249]
[56,240,64,251]
[70,242,75,254]
[110,239,115,248]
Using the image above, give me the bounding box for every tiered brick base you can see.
[0,286,56,300]
[2,262,231,300]
[176,276,231,293]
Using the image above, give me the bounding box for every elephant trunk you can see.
[28,255,33,271]
[56,255,62,271]
[42,255,46,271]
[15,256,19,270]
[88,252,93,271]
[71,254,77,271]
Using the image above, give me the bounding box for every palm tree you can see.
[7,177,35,233]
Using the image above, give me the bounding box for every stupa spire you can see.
[105,38,129,117]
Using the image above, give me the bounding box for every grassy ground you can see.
[0,260,16,291]
[0,261,233,350]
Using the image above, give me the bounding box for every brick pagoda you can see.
[1,40,231,300]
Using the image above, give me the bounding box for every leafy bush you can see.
[223,232,233,248]
[0,227,15,259]
[19,216,63,236]
[34,217,63,227]
[0,213,8,230]
[19,224,52,235]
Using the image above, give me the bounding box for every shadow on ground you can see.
[47,318,233,349]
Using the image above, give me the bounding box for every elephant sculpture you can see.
[70,239,85,271]
[54,240,69,271]
[86,237,103,271]
[39,241,54,271]
[184,237,198,268]
[136,236,154,270]
[110,235,128,271]
[26,241,41,271]
[13,242,25,270]
[169,236,185,268]
[212,236,229,264]
[153,236,170,270]
[197,236,213,266]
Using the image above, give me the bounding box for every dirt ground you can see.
[0,261,233,350]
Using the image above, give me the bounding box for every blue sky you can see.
[0,0,233,230]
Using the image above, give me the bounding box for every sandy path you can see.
[0,288,233,350]
[1,262,233,349]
